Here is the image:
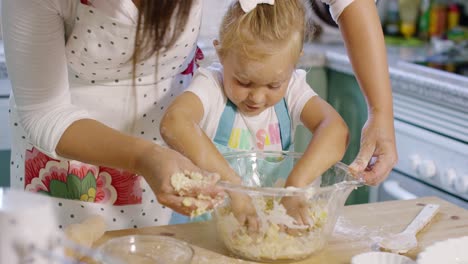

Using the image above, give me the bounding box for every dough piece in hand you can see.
[171,170,219,195]
[182,197,210,217]
[171,171,224,217]
[64,215,107,260]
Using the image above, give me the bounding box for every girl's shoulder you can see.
[187,63,225,101]
[193,62,224,89]
[285,69,309,94]
[291,69,308,82]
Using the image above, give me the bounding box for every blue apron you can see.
[170,99,294,224]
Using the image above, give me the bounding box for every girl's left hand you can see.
[280,195,311,235]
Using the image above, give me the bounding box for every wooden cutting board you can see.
[94,196,468,263]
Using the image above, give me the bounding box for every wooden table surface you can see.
[94,197,468,263]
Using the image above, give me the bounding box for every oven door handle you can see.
[382,180,418,200]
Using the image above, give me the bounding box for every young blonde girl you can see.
[161,0,349,229]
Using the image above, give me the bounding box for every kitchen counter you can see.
[94,196,468,263]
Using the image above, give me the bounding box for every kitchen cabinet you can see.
[294,66,327,153]
[0,151,9,187]
[327,69,369,205]
[0,79,10,187]
[295,67,369,205]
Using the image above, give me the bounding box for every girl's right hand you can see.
[135,145,224,216]
[229,192,260,234]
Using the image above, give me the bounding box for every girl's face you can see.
[219,48,296,117]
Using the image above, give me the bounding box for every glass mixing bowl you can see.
[97,235,194,264]
[213,151,363,262]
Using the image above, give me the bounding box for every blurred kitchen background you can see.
[0,0,467,208]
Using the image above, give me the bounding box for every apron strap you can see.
[213,100,237,146]
[274,99,291,151]
[214,99,291,150]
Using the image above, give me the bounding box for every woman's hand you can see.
[135,145,224,215]
[349,113,398,185]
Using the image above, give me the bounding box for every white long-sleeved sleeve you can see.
[321,0,375,22]
[2,0,90,158]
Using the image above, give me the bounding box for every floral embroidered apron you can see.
[9,0,203,230]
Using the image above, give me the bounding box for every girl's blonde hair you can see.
[218,0,313,61]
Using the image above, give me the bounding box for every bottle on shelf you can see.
[418,0,432,40]
[385,0,400,36]
[399,0,421,38]
[429,0,448,38]
[447,3,461,30]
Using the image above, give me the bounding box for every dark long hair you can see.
[132,0,194,74]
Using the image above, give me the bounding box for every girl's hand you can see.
[349,113,398,185]
[280,195,311,236]
[136,145,224,215]
[229,192,260,234]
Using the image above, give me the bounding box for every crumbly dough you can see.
[214,196,329,261]
[171,171,224,218]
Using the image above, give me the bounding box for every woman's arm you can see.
[3,0,91,158]
[337,0,392,116]
[336,0,397,184]
[285,97,349,187]
[60,121,221,216]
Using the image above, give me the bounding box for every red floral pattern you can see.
[24,147,142,205]
[181,46,204,76]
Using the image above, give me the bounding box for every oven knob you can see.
[441,168,457,188]
[417,160,437,179]
[454,175,468,194]
[410,154,422,171]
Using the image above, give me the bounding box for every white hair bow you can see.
[239,0,275,13]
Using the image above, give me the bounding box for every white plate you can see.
[417,236,468,264]
[352,252,416,264]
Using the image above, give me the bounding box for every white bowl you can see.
[417,236,468,264]
[352,252,416,264]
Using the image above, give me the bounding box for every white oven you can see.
[370,92,468,209]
